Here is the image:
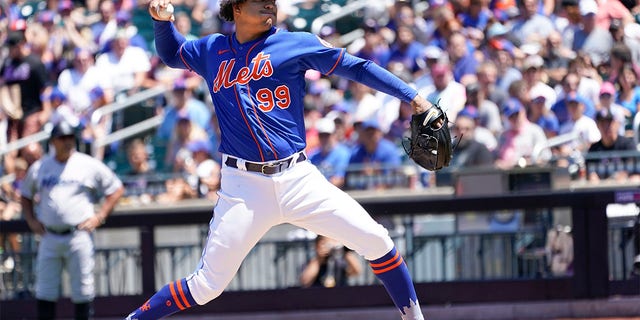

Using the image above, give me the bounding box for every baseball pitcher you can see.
[125,1,452,319]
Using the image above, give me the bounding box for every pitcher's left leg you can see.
[285,164,424,319]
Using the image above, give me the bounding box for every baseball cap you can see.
[457,106,478,120]
[523,55,544,70]
[502,98,523,117]
[49,87,66,102]
[486,22,509,39]
[173,78,187,91]
[50,121,77,138]
[187,139,212,153]
[361,119,381,130]
[89,86,105,102]
[488,39,515,57]
[423,45,444,60]
[529,86,546,103]
[520,42,542,56]
[5,31,25,47]
[116,10,131,25]
[580,0,598,16]
[316,117,335,134]
[599,82,616,96]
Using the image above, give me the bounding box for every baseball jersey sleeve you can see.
[93,159,123,197]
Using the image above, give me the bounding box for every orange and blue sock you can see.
[125,278,196,320]
[370,247,423,319]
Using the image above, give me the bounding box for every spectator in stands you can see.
[413,45,444,91]
[57,48,114,117]
[1,30,51,142]
[47,87,80,128]
[555,91,601,167]
[573,0,614,68]
[182,139,220,200]
[427,3,461,50]
[476,60,508,113]
[166,114,208,173]
[95,28,152,96]
[540,30,574,88]
[30,12,67,82]
[419,62,466,122]
[552,72,596,126]
[511,0,555,46]
[387,0,429,44]
[495,98,550,169]
[387,25,425,74]
[299,235,362,288]
[0,157,26,273]
[528,93,560,139]
[80,86,113,160]
[155,176,197,203]
[597,81,627,136]
[449,109,494,168]
[446,31,479,85]
[122,138,159,204]
[522,54,557,112]
[157,78,211,140]
[92,0,118,50]
[586,108,639,183]
[606,42,634,84]
[348,119,402,190]
[309,117,352,189]
[615,63,640,127]
[174,11,199,41]
[348,80,383,127]
[353,22,390,68]
[459,0,492,30]
[565,54,603,106]
[112,10,149,52]
[465,81,503,137]
[594,0,635,31]
[489,37,523,96]
[385,100,413,143]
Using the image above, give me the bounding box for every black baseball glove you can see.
[404,102,453,171]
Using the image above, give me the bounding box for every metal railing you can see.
[310,0,369,35]
[530,131,580,164]
[90,86,166,126]
[0,86,168,160]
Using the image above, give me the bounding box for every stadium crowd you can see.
[1,0,640,208]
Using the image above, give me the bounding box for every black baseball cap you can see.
[50,121,77,138]
[5,31,25,47]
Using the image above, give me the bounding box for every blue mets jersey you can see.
[154,22,418,162]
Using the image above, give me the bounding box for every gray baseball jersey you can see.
[21,151,123,228]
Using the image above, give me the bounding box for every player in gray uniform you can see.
[21,121,124,320]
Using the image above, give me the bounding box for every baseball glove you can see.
[404,102,453,171]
